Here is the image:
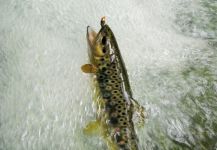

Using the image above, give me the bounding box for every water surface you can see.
[0,0,217,149]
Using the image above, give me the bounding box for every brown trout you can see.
[81,17,145,150]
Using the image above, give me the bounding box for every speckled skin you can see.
[96,61,139,150]
[84,19,144,150]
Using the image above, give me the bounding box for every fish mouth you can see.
[86,26,97,62]
[86,26,97,49]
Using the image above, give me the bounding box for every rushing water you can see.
[0,0,217,149]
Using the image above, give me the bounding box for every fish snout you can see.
[86,26,97,46]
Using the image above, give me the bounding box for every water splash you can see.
[0,0,216,149]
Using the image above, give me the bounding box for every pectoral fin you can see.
[81,64,98,73]
[131,98,146,127]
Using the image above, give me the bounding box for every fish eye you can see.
[102,36,107,45]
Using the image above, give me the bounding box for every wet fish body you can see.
[81,17,145,150]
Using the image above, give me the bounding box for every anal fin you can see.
[83,118,118,150]
[83,120,101,135]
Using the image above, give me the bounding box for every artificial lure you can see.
[81,17,145,150]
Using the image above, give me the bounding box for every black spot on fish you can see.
[99,82,106,88]
[114,133,122,143]
[112,75,116,79]
[105,85,112,91]
[105,70,110,74]
[102,48,106,53]
[120,118,124,122]
[111,112,118,117]
[122,112,126,116]
[109,117,118,125]
[105,103,114,112]
[102,67,106,72]
[102,91,111,99]
[102,36,107,45]
[98,74,106,80]
[110,100,117,106]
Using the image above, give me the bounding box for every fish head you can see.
[86,17,113,65]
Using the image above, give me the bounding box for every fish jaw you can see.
[86,26,97,64]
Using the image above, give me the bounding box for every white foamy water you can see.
[0,0,216,149]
